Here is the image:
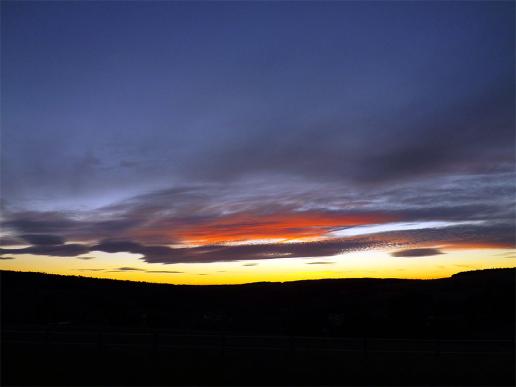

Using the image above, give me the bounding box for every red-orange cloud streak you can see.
[133,211,398,245]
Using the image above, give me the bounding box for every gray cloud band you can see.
[0,222,513,264]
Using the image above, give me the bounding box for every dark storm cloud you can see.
[20,234,64,245]
[391,248,444,258]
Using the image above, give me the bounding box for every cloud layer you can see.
[391,248,444,258]
[0,2,514,269]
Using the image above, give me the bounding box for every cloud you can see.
[0,236,24,246]
[20,234,65,245]
[7,237,361,264]
[113,267,145,271]
[0,175,514,265]
[76,256,95,260]
[91,267,183,274]
[2,1,514,215]
[182,82,514,186]
[385,222,515,249]
[242,263,258,266]
[1,209,144,243]
[0,256,15,260]
[2,211,78,234]
[330,221,485,238]
[306,261,335,265]
[0,243,90,257]
[166,211,395,244]
[1,172,513,250]
[0,220,513,264]
[391,248,444,257]
[91,237,387,264]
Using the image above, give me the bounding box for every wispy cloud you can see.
[391,248,444,257]
[306,261,335,265]
[330,221,485,238]
[0,220,513,264]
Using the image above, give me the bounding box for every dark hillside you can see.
[2,268,514,386]
[2,268,514,338]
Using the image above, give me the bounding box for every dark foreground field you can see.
[1,268,515,386]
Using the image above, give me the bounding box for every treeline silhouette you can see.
[2,268,514,338]
[1,268,515,386]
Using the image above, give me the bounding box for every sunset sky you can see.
[1,1,514,284]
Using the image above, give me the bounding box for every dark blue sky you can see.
[1,1,514,265]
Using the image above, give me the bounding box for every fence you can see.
[3,329,513,356]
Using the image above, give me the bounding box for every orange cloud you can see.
[130,211,396,245]
[171,211,396,244]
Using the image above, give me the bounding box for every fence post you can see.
[220,334,226,357]
[289,335,296,357]
[434,338,441,385]
[220,334,226,383]
[152,332,159,357]
[435,338,440,357]
[97,331,104,379]
[362,336,369,384]
[287,336,296,385]
[97,331,103,354]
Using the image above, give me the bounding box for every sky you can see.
[0,1,515,284]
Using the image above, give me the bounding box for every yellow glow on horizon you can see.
[0,247,514,285]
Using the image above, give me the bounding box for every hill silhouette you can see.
[1,268,514,386]
[2,268,514,338]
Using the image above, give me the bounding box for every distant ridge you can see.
[451,267,516,279]
[2,267,514,287]
[1,267,514,340]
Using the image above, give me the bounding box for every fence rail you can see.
[3,329,513,356]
